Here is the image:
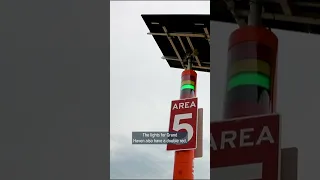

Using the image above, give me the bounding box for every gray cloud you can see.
[111,135,173,179]
[111,134,210,179]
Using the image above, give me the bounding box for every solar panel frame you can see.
[142,1,320,73]
[210,0,320,35]
[142,14,210,72]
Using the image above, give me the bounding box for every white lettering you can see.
[149,133,160,138]
[221,131,236,149]
[185,102,190,108]
[240,128,254,147]
[210,126,275,151]
[210,133,217,151]
[172,100,197,110]
[190,101,196,108]
[172,104,178,110]
[256,126,274,145]
[133,139,144,143]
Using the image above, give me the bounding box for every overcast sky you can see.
[110,1,210,179]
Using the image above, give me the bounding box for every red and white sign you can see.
[210,114,280,180]
[167,97,198,151]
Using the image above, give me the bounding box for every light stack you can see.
[180,70,197,99]
[223,26,278,119]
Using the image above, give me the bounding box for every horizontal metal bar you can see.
[292,2,320,8]
[161,56,179,61]
[237,10,320,26]
[161,56,210,65]
[190,65,210,70]
[147,32,207,38]
[161,56,210,70]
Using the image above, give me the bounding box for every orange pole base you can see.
[173,148,194,179]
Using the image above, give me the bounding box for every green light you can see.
[181,84,195,90]
[227,73,270,91]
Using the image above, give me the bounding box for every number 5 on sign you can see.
[167,97,198,151]
[173,113,194,142]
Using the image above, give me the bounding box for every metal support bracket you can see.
[248,0,263,26]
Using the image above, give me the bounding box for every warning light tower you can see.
[173,55,197,180]
[142,15,209,180]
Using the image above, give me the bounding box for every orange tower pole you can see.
[173,69,197,180]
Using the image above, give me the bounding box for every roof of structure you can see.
[211,0,320,34]
[142,14,210,72]
[142,1,320,72]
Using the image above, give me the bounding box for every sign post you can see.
[167,97,198,151]
[210,114,281,180]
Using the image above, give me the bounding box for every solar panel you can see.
[211,0,320,35]
[142,15,210,72]
[142,1,320,72]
